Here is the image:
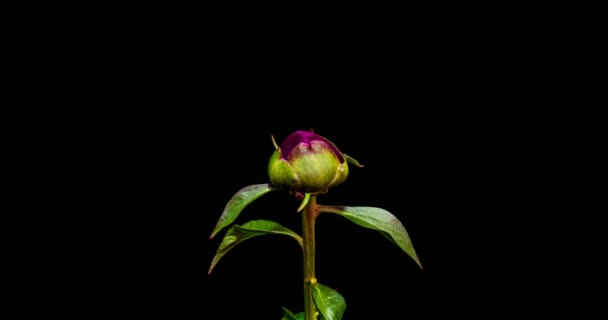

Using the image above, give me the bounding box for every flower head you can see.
[268,130,360,193]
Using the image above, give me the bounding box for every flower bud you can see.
[268,130,351,193]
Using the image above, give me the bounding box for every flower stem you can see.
[303,195,318,320]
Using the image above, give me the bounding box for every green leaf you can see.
[319,206,422,268]
[281,307,305,320]
[312,283,346,320]
[297,192,311,212]
[208,220,303,274]
[210,184,275,238]
[344,153,363,167]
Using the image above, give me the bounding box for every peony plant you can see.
[209,130,422,320]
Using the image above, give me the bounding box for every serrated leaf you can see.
[319,206,422,268]
[312,283,346,320]
[281,307,305,320]
[209,220,303,274]
[210,184,275,238]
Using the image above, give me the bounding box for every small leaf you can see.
[344,153,363,167]
[272,135,280,149]
[297,192,311,212]
[210,184,275,238]
[312,283,346,320]
[281,307,305,320]
[209,220,303,274]
[319,206,422,268]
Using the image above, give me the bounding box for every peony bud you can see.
[268,130,359,193]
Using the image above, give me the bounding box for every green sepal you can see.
[344,153,363,167]
[297,193,311,212]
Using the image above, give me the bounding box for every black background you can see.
[33,7,577,318]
